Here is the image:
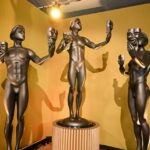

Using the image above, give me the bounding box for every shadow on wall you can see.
[20,65,65,147]
[60,52,109,117]
[10,0,32,25]
[113,78,136,150]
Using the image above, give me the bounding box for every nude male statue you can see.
[56,18,113,127]
[118,28,150,150]
[0,25,57,150]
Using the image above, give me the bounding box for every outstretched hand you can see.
[127,41,137,58]
[105,20,113,42]
[106,20,113,34]
[48,27,58,45]
[48,27,58,57]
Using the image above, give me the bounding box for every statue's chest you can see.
[5,49,28,62]
[72,38,84,48]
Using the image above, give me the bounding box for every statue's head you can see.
[10,25,25,41]
[70,18,82,31]
[127,28,141,43]
[127,28,148,47]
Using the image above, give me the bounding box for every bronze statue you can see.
[0,25,57,150]
[118,28,150,150]
[56,18,113,127]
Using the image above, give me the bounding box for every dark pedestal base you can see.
[56,117,95,128]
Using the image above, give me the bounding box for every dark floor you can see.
[100,145,123,150]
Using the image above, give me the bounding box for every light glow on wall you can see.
[50,7,61,19]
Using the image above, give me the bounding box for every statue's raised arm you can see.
[28,26,58,65]
[48,27,58,56]
[56,18,113,128]
[83,20,113,49]
[3,24,58,150]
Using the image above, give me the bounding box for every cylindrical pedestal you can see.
[52,121,99,150]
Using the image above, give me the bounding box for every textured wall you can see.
[0,1,150,149]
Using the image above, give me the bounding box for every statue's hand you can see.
[48,27,58,57]
[106,20,113,34]
[48,27,58,46]
[118,54,125,66]
[105,20,113,42]
[127,41,134,51]
[127,41,137,58]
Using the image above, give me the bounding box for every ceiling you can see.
[27,0,150,18]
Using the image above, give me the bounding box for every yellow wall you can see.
[52,4,150,149]
[0,1,150,149]
[0,0,55,149]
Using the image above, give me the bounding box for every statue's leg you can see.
[68,61,76,118]
[4,81,16,150]
[76,64,86,118]
[128,87,142,150]
[136,82,149,150]
[15,83,28,150]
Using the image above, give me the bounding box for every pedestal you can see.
[52,121,99,150]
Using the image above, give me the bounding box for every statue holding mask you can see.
[0,25,57,150]
[118,28,150,150]
[56,18,113,127]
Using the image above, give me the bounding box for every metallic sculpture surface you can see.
[56,18,113,128]
[118,28,150,150]
[0,25,57,150]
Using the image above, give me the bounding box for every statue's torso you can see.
[4,47,30,86]
[128,60,147,85]
[68,36,85,63]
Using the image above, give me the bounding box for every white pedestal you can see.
[52,121,99,150]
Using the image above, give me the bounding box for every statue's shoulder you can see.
[80,36,85,40]
[24,47,30,51]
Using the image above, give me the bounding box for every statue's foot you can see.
[75,111,79,119]
[143,146,148,150]
[69,111,74,119]
[7,146,12,150]
[69,116,75,121]
[15,145,19,150]
[136,144,142,150]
